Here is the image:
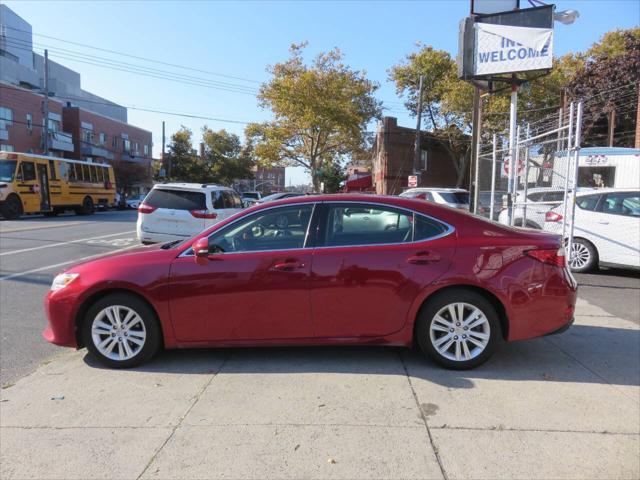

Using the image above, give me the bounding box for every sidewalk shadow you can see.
[82,324,640,389]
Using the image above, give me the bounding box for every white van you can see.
[137,183,243,244]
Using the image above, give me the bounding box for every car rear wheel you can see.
[569,238,598,273]
[76,196,94,216]
[416,289,501,370]
[82,293,161,368]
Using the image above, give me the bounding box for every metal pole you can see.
[567,101,583,264]
[42,49,50,155]
[161,121,166,178]
[413,75,425,177]
[470,87,481,213]
[506,82,518,225]
[489,133,497,221]
[522,123,530,226]
[561,102,575,239]
[511,125,521,226]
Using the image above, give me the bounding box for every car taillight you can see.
[526,247,566,267]
[138,203,157,214]
[190,209,217,219]
[545,211,563,222]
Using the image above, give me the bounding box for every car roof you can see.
[574,187,639,197]
[403,188,468,193]
[152,182,233,191]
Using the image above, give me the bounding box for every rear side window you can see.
[145,189,206,210]
[543,191,564,202]
[576,194,601,211]
[438,192,469,204]
[414,215,449,241]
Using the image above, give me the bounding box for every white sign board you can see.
[408,175,418,188]
[474,23,553,76]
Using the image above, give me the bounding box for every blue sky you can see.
[4,0,639,184]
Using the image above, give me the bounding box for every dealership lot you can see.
[0,211,638,479]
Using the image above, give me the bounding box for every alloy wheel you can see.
[91,305,146,361]
[569,242,590,270]
[429,302,490,362]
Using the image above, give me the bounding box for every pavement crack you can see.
[429,425,637,436]
[398,350,448,480]
[135,352,230,480]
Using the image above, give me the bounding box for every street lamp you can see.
[554,9,580,25]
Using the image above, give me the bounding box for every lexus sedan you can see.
[44,194,577,370]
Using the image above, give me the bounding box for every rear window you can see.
[438,192,469,204]
[144,189,206,210]
[242,192,260,200]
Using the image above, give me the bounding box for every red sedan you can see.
[43,194,577,370]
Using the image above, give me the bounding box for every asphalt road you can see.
[0,210,139,385]
[0,210,638,385]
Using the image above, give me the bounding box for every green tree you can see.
[163,127,198,181]
[246,43,382,192]
[201,127,254,185]
[317,161,345,193]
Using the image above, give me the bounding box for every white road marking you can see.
[0,231,136,256]
[0,221,86,234]
[0,243,142,282]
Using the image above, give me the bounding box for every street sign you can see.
[408,175,418,188]
[502,155,524,177]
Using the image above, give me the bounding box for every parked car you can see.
[45,194,577,371]
[477,190,507,221]
[136,183,243,244]
[543,188,640,273]
[258,192,305,203]
[498,187,569,229]
[400,188,470,210]
[241,191,262,207]
[125,194,146,210]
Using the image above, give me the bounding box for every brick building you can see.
[234,166,286,194]
[0,82,73,155]
[372,117,470,195]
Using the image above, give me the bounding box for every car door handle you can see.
[596,221,609,225]
[271,261,306,271]
[407,251,439,265]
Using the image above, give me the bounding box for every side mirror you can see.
[193,237,210,265]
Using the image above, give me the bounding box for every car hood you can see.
[62,243,172,274]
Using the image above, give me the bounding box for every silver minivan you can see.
[136,183,243,244]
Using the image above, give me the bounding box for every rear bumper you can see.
[136,224,191,244]
[545,316,574,336]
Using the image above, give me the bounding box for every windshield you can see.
[260,193,286,202]
[0,160,17,182]
[439,192,470,204]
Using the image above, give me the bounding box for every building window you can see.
[112,136,119,150]
[0,107,13,130]
[144,144,149,156]
[82,128,94,144]
[421,150,428,171]
[26,113,33,133]
[99,133,106,145]
[47,118,61,133]
[0,144,15,152]
[123,139,131,153]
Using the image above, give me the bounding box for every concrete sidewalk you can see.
[1,298,638,480]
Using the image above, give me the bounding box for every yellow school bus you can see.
[0,152,116,220]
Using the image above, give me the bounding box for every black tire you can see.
[1,194,23,220]
[569,238,598,273]
[416,289,502,370]
[76,196,94,216]
[82,293,161,368]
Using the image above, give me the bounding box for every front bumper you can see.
[43,290,80,348]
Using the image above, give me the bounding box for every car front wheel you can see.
[416,289,501,370]
[82,293,161,368]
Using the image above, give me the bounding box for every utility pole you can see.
[413,75,425,179]
[607,108,616,147]
[161,121,168,178]
[506,78,519,226]
[42,49,50,155]
[636,86,640,149]
[469,86,482,213]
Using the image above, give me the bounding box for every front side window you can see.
[600,192,640,217]
[19,161,36,181]
[207,204,314,253]
[323,204,413,247]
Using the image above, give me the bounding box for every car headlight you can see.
[51,273,79,291]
